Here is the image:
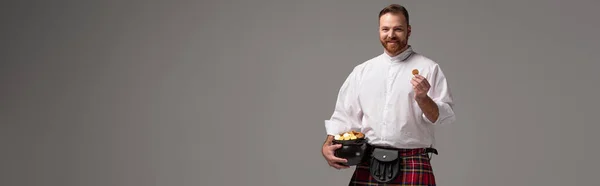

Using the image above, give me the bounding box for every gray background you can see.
[2,0,599,186]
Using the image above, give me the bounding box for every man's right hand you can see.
[322,143,350,169]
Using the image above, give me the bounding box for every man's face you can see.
[379,13,411,56]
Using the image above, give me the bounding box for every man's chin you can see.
[384,47,401,54]
[386,45,408,55]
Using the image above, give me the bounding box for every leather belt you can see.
[365,143,438,156]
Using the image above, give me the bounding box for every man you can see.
[321,4,456,185]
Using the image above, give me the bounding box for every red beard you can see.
[380,39,405,55]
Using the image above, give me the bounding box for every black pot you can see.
[332,138,367,166]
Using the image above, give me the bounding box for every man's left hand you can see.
[411,74,430,99]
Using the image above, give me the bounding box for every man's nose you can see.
[387,32,395,39]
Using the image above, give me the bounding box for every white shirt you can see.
[324,46,456,149]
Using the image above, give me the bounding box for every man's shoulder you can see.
[350,54,384,72]
[411,52,441,68]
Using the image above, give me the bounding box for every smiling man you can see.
[321,4,456,185]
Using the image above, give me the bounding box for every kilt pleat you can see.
[348,148,436,186]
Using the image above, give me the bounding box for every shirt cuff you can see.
[324,120,350,136]
[422,101,455,125]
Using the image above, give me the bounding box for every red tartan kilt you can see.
[348,148,436,186]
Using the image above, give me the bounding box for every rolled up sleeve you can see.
[324,68,363,136]
[422,64,456,125]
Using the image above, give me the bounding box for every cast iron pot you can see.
[332,138,367,166]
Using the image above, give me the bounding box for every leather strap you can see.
[424,147,438,155]
[366,144,439,156]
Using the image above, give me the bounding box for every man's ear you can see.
[407,25,412,37]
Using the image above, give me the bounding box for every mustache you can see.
[384,38,399,42]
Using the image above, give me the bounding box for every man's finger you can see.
[411,79,419,86]
[328,144,342,150]
[413,84,420,90]
[415,74,425,80]
[413,77,425,84]
[330,156,348,163]
[415,75,429,85]
[333,144,342,149]
[418,76,429,83]
[330,162,350,169]
[412,80,422,89]
[412,74,420,80]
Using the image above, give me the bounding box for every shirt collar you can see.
[383,45,414,63]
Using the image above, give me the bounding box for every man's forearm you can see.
[416,96,439,123]
[323,135,335,146]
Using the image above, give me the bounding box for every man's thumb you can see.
[332,144,343,149]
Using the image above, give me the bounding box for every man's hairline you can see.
[378,13,411,28]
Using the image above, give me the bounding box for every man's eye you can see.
[382,29,389,31]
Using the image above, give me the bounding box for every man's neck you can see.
[385,45,409,57]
